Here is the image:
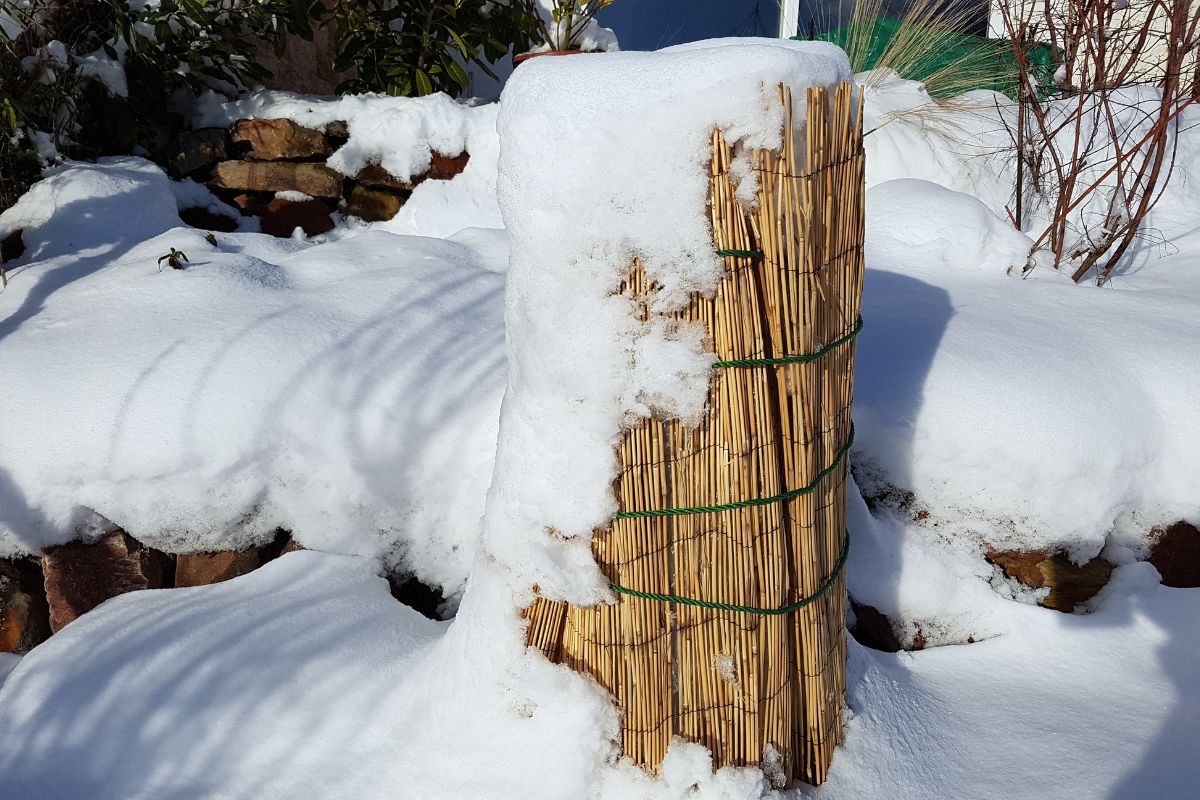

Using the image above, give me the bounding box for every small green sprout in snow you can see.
[158,248,189,271]
[204,232,218,247]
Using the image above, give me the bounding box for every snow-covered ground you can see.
[0,42,1197,799]
[0,157,506,596]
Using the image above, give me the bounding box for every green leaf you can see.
[445,58,468,89]
[446,28,470,58]
[334,33,371,72]
[476,60,500,81]
[414,68,433,95]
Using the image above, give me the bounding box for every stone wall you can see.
[4,516,1198,658]
[0,519,457,657]
[171,117,470,237]
[0,528,291,653]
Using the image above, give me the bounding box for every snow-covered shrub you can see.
[519,0,619,53]
[0,37,66,210]
[0,0,319,207]
[995,0,1199,283]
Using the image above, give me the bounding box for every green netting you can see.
[800,19,1056,100]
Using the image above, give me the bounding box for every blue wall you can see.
[595,1,987,50]
[595,0,779,51]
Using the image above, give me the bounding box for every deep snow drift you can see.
[855,78,1200,561]
[0,40,1198,800]
[2,545,1193,799]
[0,158,506,594]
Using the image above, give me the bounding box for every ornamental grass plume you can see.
[816,0,1002,99]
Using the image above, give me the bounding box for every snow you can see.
[854,213,1200,559]
[1,541,1197,799]
[858,78,1015,212]
[0,551,772,799]
[1,157,181,263]
[193,89,505,238]
[170,177,243,225]
[267,192,307,205]
[0,38,1198,800]
[22,129,59,163]
[826,544,1200,800]
[74,44,129,97]
[866,178,1033,274]
[0,552,446,797]
[0,653,18,687]
[0,158,505,597]
[194,90,492,184]
[855,75,1200,560]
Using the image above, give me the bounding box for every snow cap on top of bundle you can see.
[486,40,853,604]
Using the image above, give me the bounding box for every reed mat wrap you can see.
[526,81,866,789]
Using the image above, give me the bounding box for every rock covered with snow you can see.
[0,157,181,261]
[194,90,503,239]
[195,90,487,184]
[0,158,507,598]
[867,178,1034,273]
[854,137,1200,560]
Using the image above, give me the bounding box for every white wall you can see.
[987,0,1199,86]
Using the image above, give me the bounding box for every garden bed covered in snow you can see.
[0,40,1198,800]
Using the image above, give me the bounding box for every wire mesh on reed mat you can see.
[526,81,865,789]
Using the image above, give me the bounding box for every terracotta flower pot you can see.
[512,49,585,67]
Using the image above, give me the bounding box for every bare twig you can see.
[995,0,1199,283]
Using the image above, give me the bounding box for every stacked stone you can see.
[0,525,304,657]
[0,559,50,652]
[169,118,470,238]
[0,514,452,657]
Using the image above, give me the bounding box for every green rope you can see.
[610,532,849,615]
[614,424,854,520]
[603,244,859,614]
[713,317,863,369]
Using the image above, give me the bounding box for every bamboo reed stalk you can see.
[524,81,865,788]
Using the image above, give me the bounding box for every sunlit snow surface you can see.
[0,546,1195,799]
[0,44,1198,800]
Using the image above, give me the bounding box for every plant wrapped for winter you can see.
[492,43,862,788]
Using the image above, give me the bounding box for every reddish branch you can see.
[996,0,1199,283]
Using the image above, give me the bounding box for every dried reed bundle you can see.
[526,82,865,789]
